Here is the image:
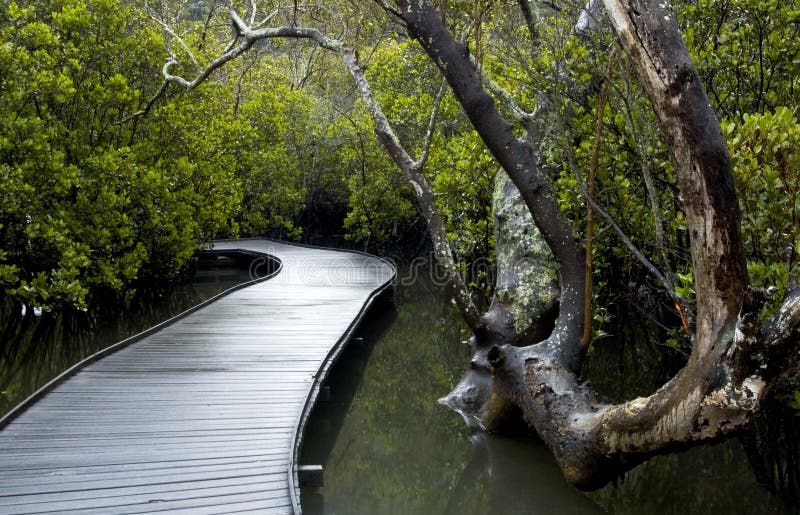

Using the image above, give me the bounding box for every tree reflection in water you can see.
[300,266,598,514]
[0,266,253,417]
[301,263,788,514]
[4,258,784,512]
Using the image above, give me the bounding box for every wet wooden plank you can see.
[0,239,394,514]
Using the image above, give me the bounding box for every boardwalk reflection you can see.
[300,261,787,514]
[0,266,252,417]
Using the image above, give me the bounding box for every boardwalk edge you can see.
[0,248,282,431]
[284,245,397,515]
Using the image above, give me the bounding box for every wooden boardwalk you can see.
[0,239,394,514]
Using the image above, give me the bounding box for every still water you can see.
[0,266,253,417]
[0,259,791,513]
[300,267,788,514]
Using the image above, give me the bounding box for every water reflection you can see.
[301,264,791,514]
[581,302,788,513]
[0,266,253,417]
[590,439,785,514]
[300,266,600,514]
[4,254,790,513]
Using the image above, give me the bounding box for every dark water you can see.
[0,257,792,513]
[0,266,253,417]
[300,268,789,514]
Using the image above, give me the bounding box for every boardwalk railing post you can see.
[298,465,324,487]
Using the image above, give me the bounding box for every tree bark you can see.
[155,0,800,490]
[399,0,800,489]
[397,0,587,370]
[440,170,560,431]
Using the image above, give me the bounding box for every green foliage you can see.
[268,36,498,281]
[3,0,796,335]
[353,40,496,273]
[536,31,686,341]
[234,79,311,239]
[0,0,241,311]
[677,0,800,316]
[338,107,417,247]
[427,131,496,286]
[788,389,800,411]
[725,107,800,311]
[679,0,800,119]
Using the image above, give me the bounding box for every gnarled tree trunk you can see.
[440,170,560,432]
[396,0,800,489]
[153,0,800,491]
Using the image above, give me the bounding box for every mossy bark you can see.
[402,0,800,489]
[441,170,559,432]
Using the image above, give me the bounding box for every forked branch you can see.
[152,6,485,331]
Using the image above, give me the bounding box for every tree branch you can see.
[337,43,486,331]
[476,59,536,124]
[416,78,447,172]
[374,0,402,17]
[565,141,670,292]
[576,0,604,36]
[601,0,746,360]
[398,0,586,368]
[517,0,540,42]
[248,0,257,26]
[120,79,170,122]
[156,9,485,331]
[619,79,692,329]
[149,13,202,72]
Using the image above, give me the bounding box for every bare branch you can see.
[255,7,288,28]
[198,2,220,50]
[336,44,485,330]
[473,0,604,132]
[149,14,201,72]
[619,77,693,328]
[162,26,342,91]
[373,0,402,17]
[248,0,257,26]
[222,27,242,54]
[602,0,746,363]
[229,5,250,33]
[296,45,319,89]
[581,77,608,350]
[233,54,260,117]
[120,80,170,123]
[399,1,586,366]
[416,78,448,172]
[575,0,604,36]
[479,63,534,122]
[565,142,671,291]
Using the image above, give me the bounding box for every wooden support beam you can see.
[298,465,324,487]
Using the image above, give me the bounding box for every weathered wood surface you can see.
[0,239,394,514]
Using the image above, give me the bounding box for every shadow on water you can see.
[3,250,795,513]
[300,264,600,515]
[301,262,794,514]
[0,264,255,418]
[582,301,791,514]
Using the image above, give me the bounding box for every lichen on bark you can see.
[490,170,560,338]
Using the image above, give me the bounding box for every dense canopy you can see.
[1,0,799,497]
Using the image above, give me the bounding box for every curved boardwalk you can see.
[0,239,394,514]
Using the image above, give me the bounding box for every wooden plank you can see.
[0,460,286,490]
[0,239,394,513]
[0,471,286,501]
[0,483,289,514]
[0,453,287,480]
